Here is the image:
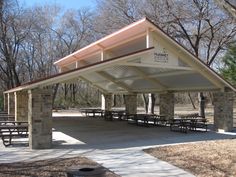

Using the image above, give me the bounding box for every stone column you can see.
[159,92,174,120]
[102,94,112,111]
[8,93,15,115]
[213,91,234,132]
[124,94,137,114]
[15,91,28,121]
[28,87,53,149]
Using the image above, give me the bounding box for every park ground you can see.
[0,105,235,177]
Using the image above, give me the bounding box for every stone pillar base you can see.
[159,92,174,120]
[124,94,137,114]
[28,88,53,149]
[213,92,234,132]
[102,94,112,111]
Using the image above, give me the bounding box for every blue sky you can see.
[21,0,96,10]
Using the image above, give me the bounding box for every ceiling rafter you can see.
[92,70,196,84]
[130,66,167,90]
[96,71,132,92]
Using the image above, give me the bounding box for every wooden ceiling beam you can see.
[130,66,167,90]
[96,71,132,92]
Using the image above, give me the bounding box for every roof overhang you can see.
[4,47,236,94]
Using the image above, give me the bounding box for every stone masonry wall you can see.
[103,94,112,111]
[213,92,234,132]
[124,94,137,114]
[28,87,53,149]
[15,91,28,121]
[159,92,174,120]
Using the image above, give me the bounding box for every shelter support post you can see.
[102,94,112,111]
[159,92,174,120]
[213,91,234,132]
[101,94,105,110]
[8,92,15,115]
[124,94,137,114]
[28,87,53,149]
[15,91,28,121]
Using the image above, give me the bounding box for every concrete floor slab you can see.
[0,116,235,177]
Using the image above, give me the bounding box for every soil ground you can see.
[144,139,236,177]
[0,156,120,177]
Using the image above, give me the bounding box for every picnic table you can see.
[170,116,207,133]
[127,114,158,127]
[0,121,28,146]
[110,110,126,120]
[155,115,168,126]
[0,121,28,126]
[80,108,104,118]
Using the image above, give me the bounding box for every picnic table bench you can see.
[0,121,28,146]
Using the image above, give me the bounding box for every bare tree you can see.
[94,0,236,114]
[0,0,32,89]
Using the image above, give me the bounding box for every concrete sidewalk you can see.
[0,131,194,177]
[85,148,194,177]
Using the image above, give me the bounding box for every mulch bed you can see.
[144,139,236,177]
[0,156,120,177]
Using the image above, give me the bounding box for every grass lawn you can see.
[144,139,236,177]
[0,156,119,177]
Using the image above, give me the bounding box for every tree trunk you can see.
[142,94,148,113]
[188,93,196,109]
[148,93,155,114]
[64,83,68,100]
[198,92,205,118]
[113,94,117,107]
[52,83,59,107]
[208,92,214,106]
[72,84,76,102]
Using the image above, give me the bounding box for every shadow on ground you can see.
[52,116,236,150]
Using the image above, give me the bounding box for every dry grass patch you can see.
[144,139,236,177]
[0,156,119,177]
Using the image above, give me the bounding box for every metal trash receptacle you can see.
[66,165,106,177]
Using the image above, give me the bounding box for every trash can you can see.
[66,165,106,177]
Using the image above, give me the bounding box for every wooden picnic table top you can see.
[80,108,103,113]
[111,110,125,113]
[172,117,207,122]
[80,108,102,110]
